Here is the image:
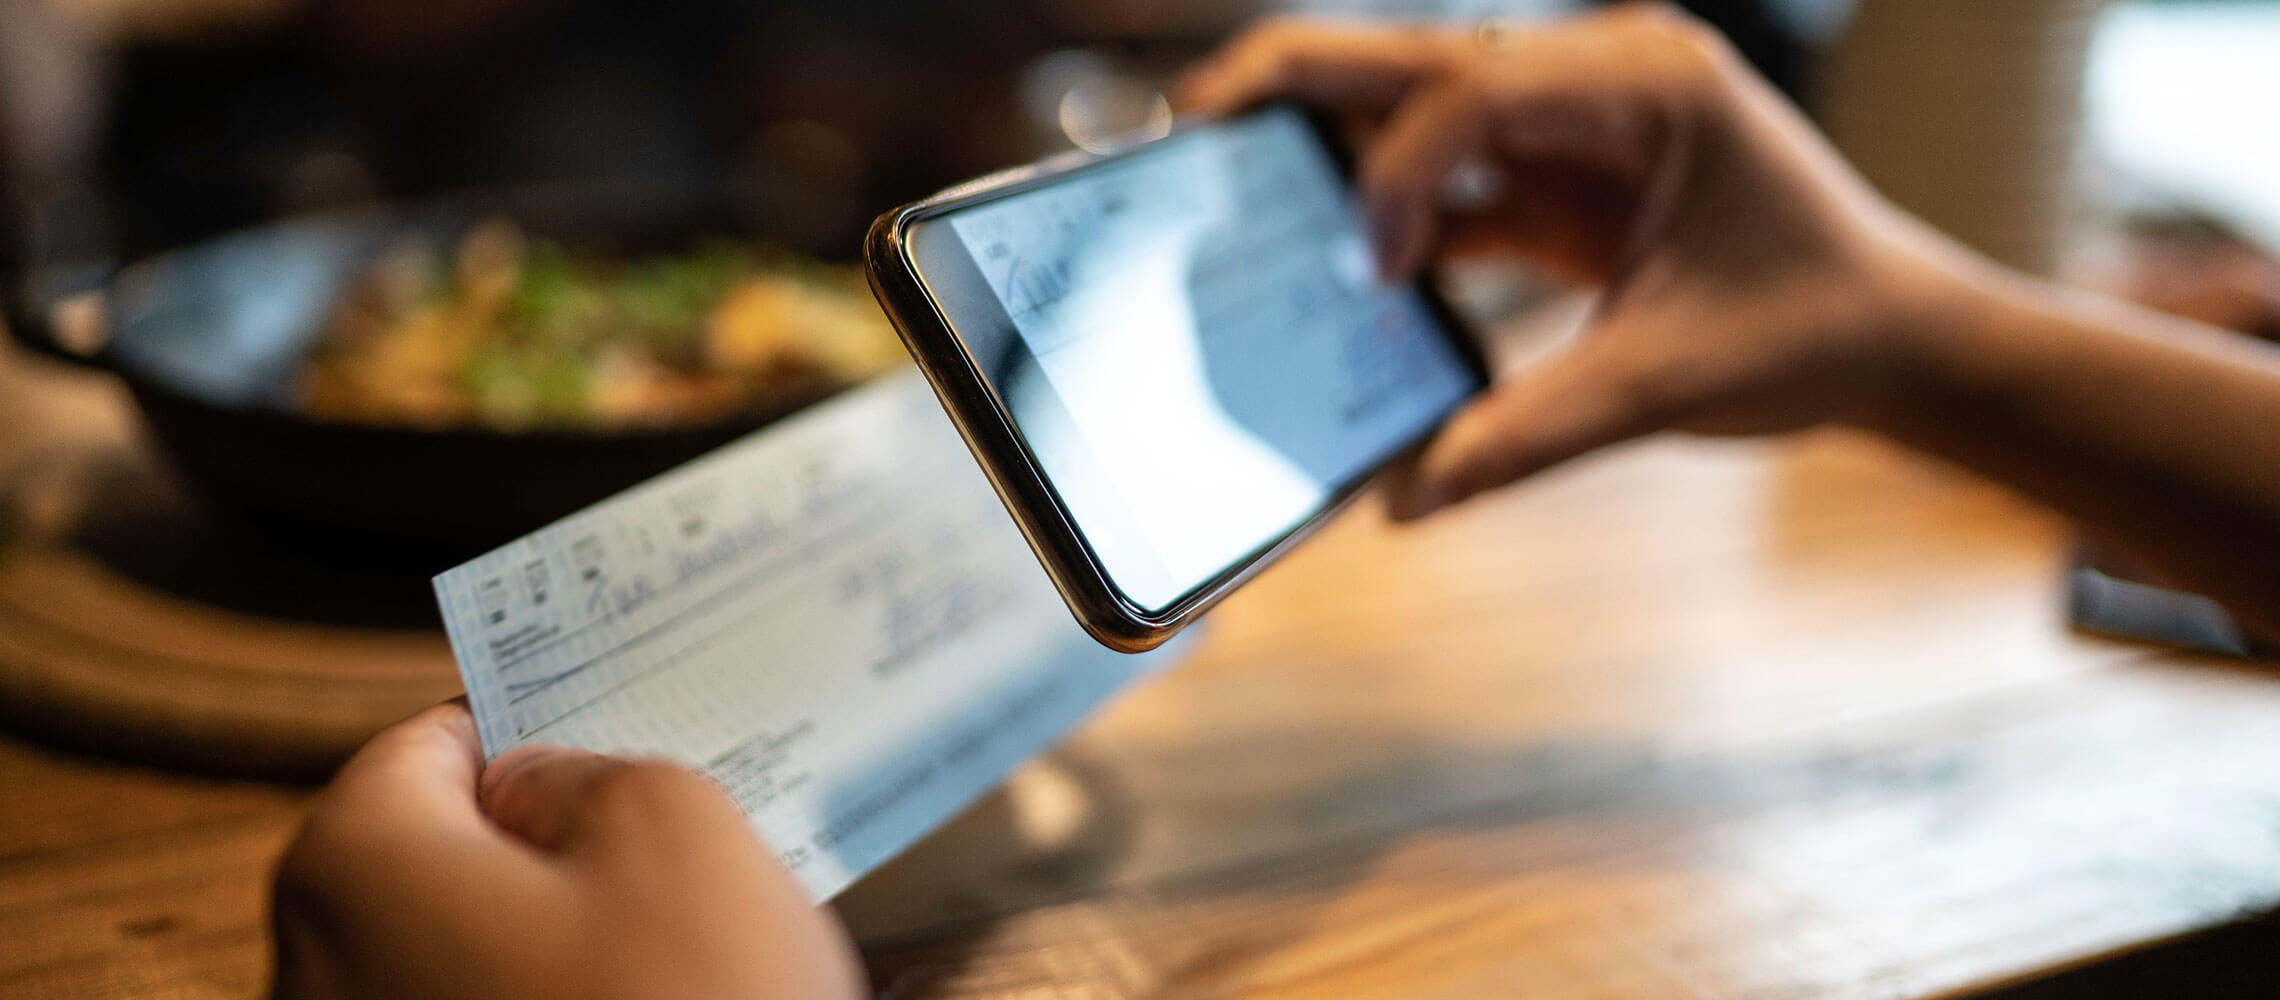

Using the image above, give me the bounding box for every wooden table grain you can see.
[5,340,2280,999]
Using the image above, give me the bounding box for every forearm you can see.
[1872,262,2280,639]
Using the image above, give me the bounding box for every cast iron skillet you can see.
[3,185,860,569]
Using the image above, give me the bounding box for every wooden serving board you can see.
[0,342,460,778]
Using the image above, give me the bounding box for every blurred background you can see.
[0,0,2260,273]
[0,0,1840,266]
[4,0,2277,375]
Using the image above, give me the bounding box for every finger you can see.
[318,700,490,839]
[479,744,632,852]
[1359,76,1488,279]
[1178,19,1450,115]
[1481,77,1665,181]
[481,747,759,871]
[1387,335,1672,520]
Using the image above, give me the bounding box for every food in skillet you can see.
[299,220,905,430]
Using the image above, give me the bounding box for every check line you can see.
[500,492,900,709]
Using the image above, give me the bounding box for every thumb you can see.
[478,745,765,871]
[1387,335,1670,521]
[478,744,638,852]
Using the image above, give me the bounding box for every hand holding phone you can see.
[867,106,1487,651]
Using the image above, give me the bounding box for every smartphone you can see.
[865,104,1489,652]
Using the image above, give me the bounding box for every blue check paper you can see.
[433,373,1177,900]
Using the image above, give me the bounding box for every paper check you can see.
[433,372,1176,900]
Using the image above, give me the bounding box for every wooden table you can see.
[6,339,2280,998]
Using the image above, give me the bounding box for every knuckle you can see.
[1596,3,1726,59]
[1607,1,1692,31]
[1634,6,1735,70]
[1586,3,1738,125]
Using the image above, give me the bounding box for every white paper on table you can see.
[432,372,1178,900]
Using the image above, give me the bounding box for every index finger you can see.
[1178,19,1455,115]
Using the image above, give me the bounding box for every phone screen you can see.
[905,106,1481,612]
